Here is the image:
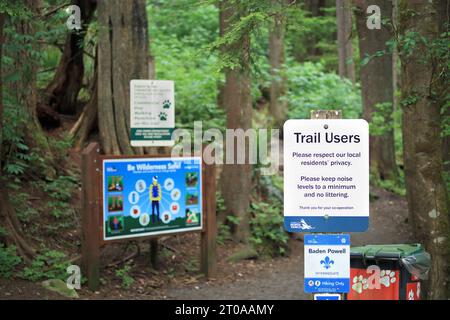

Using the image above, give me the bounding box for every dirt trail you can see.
[165,187,415,300]
[0,187,414,300]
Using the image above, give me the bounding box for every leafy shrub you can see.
[115,265,134,289]
[286,61,362,119]
[21,249,69,281]
[42,175,79,218]
[370,171,406,197]
[10,192,39,223]
[0,245,22,278]
[249,200,288,256]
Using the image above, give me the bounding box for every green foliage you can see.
[48,133,74,163]
[0,1,29,18]
[0,245,22,278]
[249,200,288,256]
[115,265,134,289]
[226,215,241,226]
[369,102,394,136]
[370,171,406,197]
[21,249,70,282]
[217,223,232,245]
[42,176,79,218]
[149,1,225,130]
[287,61,362,119]
[10,192,39,223]
[216,191,225,213]
[2,99,30,176]
[43,175,78,202]
[285,5,338,70]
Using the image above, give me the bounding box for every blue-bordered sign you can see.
[304,234,350,293]
[283,119,369,232]
[313,293,342,300]
[102,157,202,240]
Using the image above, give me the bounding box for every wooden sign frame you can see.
[81,142,217,291]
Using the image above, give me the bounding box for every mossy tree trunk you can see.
[219,1,252,243]
[0,11,35,263]
[269,0,287,128]
[12,0,55,178]
[337,0,355,84]
[44,0,97,115]
[97,0,149,155]
[355,0,398,181]
[399,0,450,299]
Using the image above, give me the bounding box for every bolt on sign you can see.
[130,80,175,147]
[304,234,350,294]
[283,119,369,232]
[102,157,202,240]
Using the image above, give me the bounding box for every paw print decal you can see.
[162,100,171,109]
[351,269,397,294]
[352,275,367,294]
[379,270,396,287]
[159,112,168,121]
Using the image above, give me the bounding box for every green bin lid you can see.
[350,244,423,260]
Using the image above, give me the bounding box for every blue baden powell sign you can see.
[304,234,350,293]
[283,119,369,232]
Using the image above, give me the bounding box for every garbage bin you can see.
[345,244,430,300]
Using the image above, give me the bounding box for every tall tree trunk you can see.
[392,0,400,112]
[355,0,398,181]
[436,0,450,175]
[336,0,355,84]
[0,12,4,169]
[399,0,450,299]
[304,0,326,16]
[0,12,36,262]
[44,0,97,115]
[219,1,252,243]
[13,0,56,179]
[269,0,287,128]
[97,0,149,155]
[217,2,227,109]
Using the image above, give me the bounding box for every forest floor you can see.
[0,184,415,300]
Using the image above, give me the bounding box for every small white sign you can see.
[283,119,369,232]
[130,80,175,147]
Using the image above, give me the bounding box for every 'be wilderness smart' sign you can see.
[102,157,202,240]
[283,119,369,232]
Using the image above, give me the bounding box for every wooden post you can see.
[150,238,159,270]
[200,159,217,278]
[81,142,101,291]
[310,110,343,300]
[310,110,342,119]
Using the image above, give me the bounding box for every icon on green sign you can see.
[162,100,171,109]
[159,111,168,121]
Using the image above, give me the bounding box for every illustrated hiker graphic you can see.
[150,176,162,223]
[112,217,122,230]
